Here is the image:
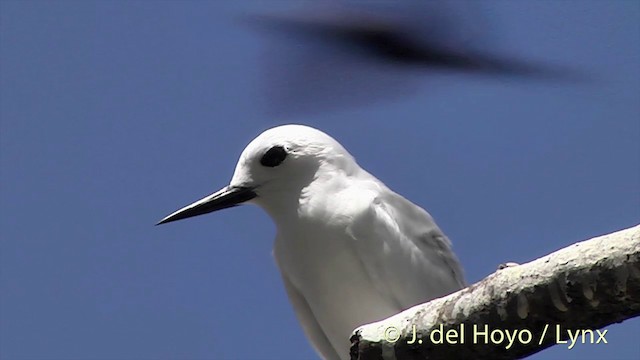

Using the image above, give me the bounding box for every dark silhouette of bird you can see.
[248,1,580,115]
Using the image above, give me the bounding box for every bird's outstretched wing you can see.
[347,186,465,310]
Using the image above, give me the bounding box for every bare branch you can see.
[350,224,640,360]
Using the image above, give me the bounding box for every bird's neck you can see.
[259,161,363,228]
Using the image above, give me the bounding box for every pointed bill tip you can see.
[155,207,195,226]
[155,217,172,226]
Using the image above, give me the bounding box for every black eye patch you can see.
[260,145,288,167]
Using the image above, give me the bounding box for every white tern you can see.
[158,124,465,360]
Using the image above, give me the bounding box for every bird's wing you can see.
[347,186,465,309]
[278,267,340,360]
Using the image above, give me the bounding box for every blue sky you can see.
[1,1,638,359]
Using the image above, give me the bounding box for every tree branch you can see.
[350,224,640,360]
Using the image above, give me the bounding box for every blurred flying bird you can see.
[249,1,578,115]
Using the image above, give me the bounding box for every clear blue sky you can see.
[1,1,638,359]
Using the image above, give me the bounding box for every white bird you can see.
[158,124,465,360]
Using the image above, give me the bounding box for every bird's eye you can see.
[260,145,288,167]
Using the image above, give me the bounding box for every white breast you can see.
[274,219,401,360]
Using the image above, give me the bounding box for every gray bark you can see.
[350,224,640,360]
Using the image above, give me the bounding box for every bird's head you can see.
[157,124,357,225]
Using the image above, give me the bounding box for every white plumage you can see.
[159,124,465,360]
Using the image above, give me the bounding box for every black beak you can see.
[156,186,257,225]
